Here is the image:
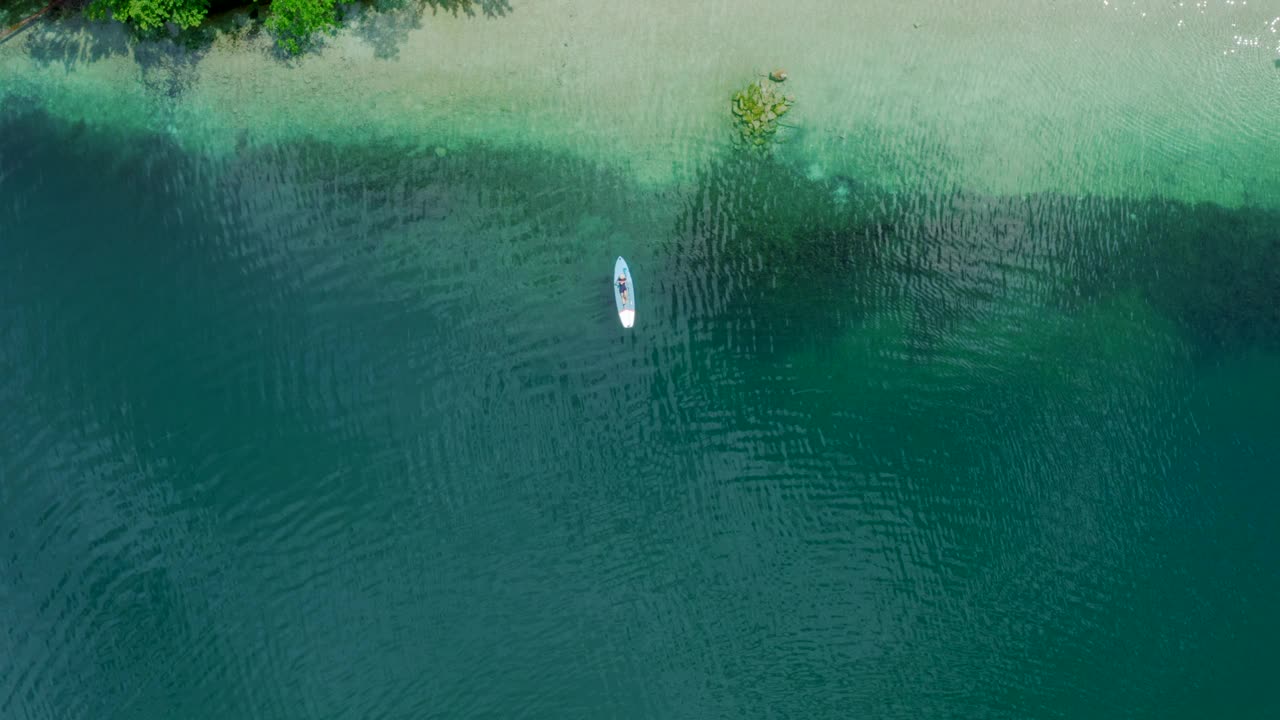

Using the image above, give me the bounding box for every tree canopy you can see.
[85,0,210,31]
[78,0,509,54]
[266,0,348,55]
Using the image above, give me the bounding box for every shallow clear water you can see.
[2,2,1280,718]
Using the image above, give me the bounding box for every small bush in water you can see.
[730,78,794,149]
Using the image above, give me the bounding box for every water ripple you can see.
[4,72,1280,719]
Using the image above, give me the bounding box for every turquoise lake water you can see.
[3,2,1280,717]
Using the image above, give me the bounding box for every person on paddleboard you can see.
[617,273,629,305]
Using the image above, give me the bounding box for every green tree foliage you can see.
[85,0,209,31]
[267,0,349,55]
[76,0,511,57]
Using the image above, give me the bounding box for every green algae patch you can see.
[730,76,794,150]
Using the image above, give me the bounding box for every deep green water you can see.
[3,87,1280,719]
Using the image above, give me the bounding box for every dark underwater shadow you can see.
[1122,199,1280,356]
[662,152,900,361]
[8,100,1279,483]
[133,29,215,98]
[666,147,1280,367]
[425,0,511,16]
[0,103,641,509]
[348,2,422,60]
[21,13,215,98]
[8,94,1275,427]
[352,0,511,60]
[21,14,131,69]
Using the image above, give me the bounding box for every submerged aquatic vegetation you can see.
[730,77,795,150]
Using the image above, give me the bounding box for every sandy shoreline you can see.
[2,0,1278,205]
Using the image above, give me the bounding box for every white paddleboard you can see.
[613,256,635,328]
